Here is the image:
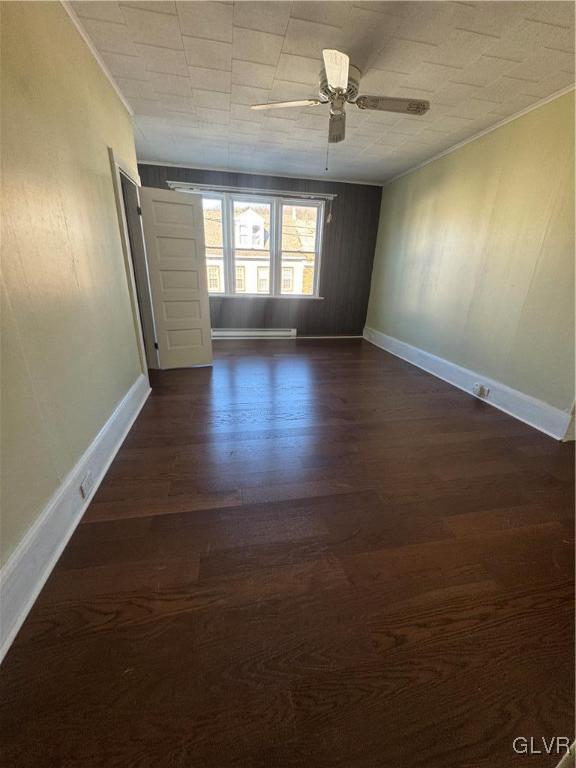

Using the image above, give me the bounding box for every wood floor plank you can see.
[0,339,573,768]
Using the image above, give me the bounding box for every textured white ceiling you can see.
[71,1,575,183]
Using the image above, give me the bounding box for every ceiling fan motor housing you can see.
[319,63,361,103]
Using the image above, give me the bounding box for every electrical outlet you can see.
[472,383,490,399]
[80,471,94,500]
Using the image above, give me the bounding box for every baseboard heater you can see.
[212,328,297,340]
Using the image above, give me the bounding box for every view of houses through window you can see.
[282,267,293,292]
[235,266,245,292]
[202,194,323,297]
[203,198,225,294]
[281,203,318,296]
[234,200,271,294]
[207,265,221,292]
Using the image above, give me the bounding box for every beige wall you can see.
[1,2,143,563]
[366,91,575,413]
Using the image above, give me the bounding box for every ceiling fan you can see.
[251,49,430,144]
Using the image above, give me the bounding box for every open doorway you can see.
[118,172,159,370]
[108,149,158,372]
[109,150,213,371]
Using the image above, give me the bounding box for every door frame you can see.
[118,169,159,369]
[108,147,159,371]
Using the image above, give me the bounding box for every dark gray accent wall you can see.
[138,164,382,336]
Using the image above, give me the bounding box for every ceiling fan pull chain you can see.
[325,140,330,173]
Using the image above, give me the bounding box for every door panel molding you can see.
[140,187,213,369]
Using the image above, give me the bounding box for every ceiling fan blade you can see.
[251,99,322,110]
[328,112,346,144]
[356,95,430,115]
[323,49,349,92]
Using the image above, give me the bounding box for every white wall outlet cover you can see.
[473,383,490,398]
[80,471,94,500]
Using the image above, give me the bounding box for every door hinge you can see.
[137,206,142,216]
[154,342,159,350]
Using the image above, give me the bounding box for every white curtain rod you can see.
[166,180,337,201]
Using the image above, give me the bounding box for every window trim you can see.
[202,192,324,298]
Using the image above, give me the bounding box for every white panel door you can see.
[140,187,212,369]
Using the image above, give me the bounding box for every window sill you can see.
[209,294,324,300]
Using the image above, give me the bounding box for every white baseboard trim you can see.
[363,327,573,441]
[562,413,575,442]
[0,373,151,664]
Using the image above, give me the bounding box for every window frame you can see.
[202,191,324,298]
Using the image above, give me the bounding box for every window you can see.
[282,267,294,293]
[235,218,265,249]
[280,204,318,296]
[203,198,225,293]
[200,193,324,297]
[207,265,221,292]
[234,200,271,295]
[235,265,245,293]
[257,266,269,293]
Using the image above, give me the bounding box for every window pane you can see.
[281,204,318,295]
[233,200,271,294]
[203,198,224,294]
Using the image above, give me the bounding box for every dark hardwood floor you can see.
[1,340,574,768]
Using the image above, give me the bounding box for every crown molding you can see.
[384,85,575,186]
[61,1,134,117]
